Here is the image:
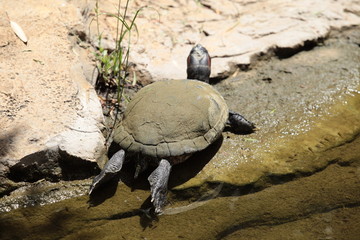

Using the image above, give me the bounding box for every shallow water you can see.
[1,29,360,239]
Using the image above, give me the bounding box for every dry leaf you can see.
[10,20,28,44]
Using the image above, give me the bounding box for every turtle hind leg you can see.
[227,110,256,134]
[148,159,172,214]
[89,149,125,195]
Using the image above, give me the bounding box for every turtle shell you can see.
[113,79,229,159]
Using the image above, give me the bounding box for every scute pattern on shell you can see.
[113,79,229,159]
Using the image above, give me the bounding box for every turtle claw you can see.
[148,159,172,214]
[227,110,256,134]
[89,149,125,195]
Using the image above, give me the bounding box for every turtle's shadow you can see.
[87,175,120,207]
[170,135,223,188]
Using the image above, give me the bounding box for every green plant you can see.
[94,0,141,106]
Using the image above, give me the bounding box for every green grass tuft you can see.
[93,0,142,106]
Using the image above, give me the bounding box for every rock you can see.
[0,1,106,185]
[0,179,91,212]
[89,0,360,81]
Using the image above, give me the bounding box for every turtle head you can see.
[187,44,211,83]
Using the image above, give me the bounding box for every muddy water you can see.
[1,29,360,239]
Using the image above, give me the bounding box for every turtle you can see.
[89,44,256,214]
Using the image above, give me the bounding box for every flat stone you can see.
[89,0,360,80]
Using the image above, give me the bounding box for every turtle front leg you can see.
[148,159,172,214]
[89,149,125,195]
[227,110,256,134]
